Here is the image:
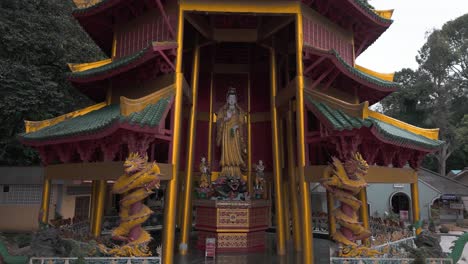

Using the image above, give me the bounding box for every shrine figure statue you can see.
[216,87,247,179]
[199,156,211,188]
[254,160,265,190]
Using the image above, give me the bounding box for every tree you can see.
[380,68,434,127]
[456,115,468,155]
[382,13,468,175]
[0,0,103,165]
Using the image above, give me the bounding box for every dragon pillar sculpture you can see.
[101,152,161,257]
[322,152,378,257]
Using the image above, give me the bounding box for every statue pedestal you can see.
[194,199,270,252]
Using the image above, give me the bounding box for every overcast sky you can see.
[355,0,468,73]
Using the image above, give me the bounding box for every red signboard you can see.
[399,210,409,221]
[205,238,216,258]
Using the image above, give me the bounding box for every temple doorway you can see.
[74,196,90,221]
[391,192,410,217]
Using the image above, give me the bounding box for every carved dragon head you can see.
[344,152,369,179]
[124,152,148,175]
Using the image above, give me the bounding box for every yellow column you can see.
[111,32,117,59]
[326,191,336,237]
[89,180,98,233]
[358,188,369,244]
[411,174,421,235]
[177,180,184,228]
[284,181,291,241]
[287,107,302,251]
[296,10,314,264]
[207,73,214,163]
[162,8,184,264]
[180,43,200,255]
[280,117,291,241]
[91,180,107,237]
[40,178,52,224]
[270,47,287,255]
[247,73,253,194]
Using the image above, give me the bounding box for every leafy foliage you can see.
[455,115,468,154]
[381,13,468,173]
[0,0,104,165]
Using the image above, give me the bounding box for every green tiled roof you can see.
[306,96,443,150]
[68,46,150,79]
[307,98,372,130]
[21,96,172,142]
[353,0,393,24]
[369,118,444,150]
[330,48,398,89]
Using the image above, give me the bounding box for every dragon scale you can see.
[322,152,377,257]
[101,152,161,257]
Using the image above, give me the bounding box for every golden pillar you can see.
[286,107,302,251]
[247,73,253,194]
[269,47,287,255]
[207,73,214,163]
[358,188,369,244]
[296,11,314,264]
[162,8,184,264]
[89,180,98,232]
[111,32,117,59]
[91,180,107,237]
[180,43,200,255]
[326,191,336,237]
[284,182,291,241]
[40,178,52,224]
[280,118,291,241]
[411,174,421,235]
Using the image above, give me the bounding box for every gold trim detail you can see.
[120,85,175,116]
[355,64,395,82]
[216,208,249,227]
[305,88,440,140]
[304,88,369,119]
[374,9,394,20]
[72,0,102,8]
[180,0,300,14]
[68,59,112,73]
[367,110,440,140]
[25,102,107,133]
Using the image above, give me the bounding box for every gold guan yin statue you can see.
[216,87,247,180]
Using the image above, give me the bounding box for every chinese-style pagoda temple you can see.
[20,0,443,263]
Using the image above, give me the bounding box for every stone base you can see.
[194,199,270,253]
[196,231,266,252]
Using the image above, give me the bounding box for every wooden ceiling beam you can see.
[185,13,213,40]
[258,16,294,40]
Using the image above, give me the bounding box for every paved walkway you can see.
[174,232,332,264]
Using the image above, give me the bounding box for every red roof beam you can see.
[157,49,175,71]
[155,0,175,39]
[304,56,325,76]
[355,35,370,56]
[308,65,335,90]
[124,1,139,19]
[321,69,340,91]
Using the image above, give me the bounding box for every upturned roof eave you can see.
[67,42,177,85]
[303,45,398,104]
[304,95,443,152]
[19,94,174,146]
